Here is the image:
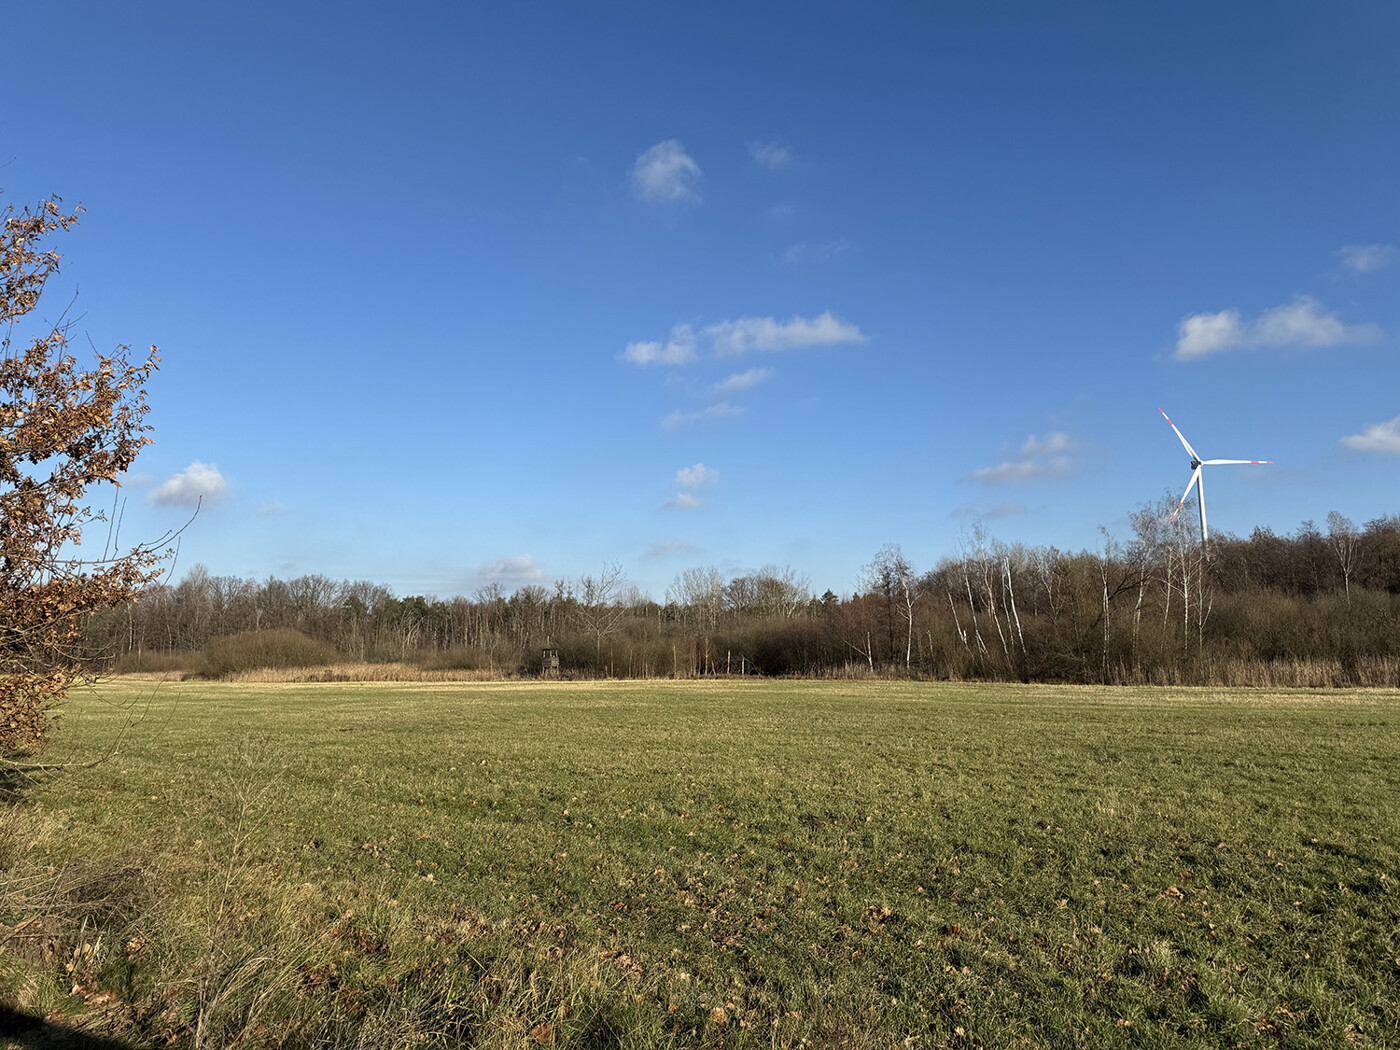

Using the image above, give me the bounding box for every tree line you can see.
[83,503,1400,687]
[16,183,1383,760]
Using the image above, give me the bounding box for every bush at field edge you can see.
[198,628,339,679]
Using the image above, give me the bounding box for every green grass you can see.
[3,679,1399,1048]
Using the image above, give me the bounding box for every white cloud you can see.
[712,367,774,394]
[471,554,546,589]
[666,492,703,510]
[1255,297,1365,345]
[256,500,286,516]
[1176,310,1246,358]
[780,239,854,265]
[624,312,863,366]
[970,459,1072,483]
[622,323,697,366]
[749,141,793,169]
[148,461,227,507]
[676,462,718,489]
[1337,244,1395,274]
[707,311,866,356]
[1176,296,1380,359]
[1019,432,1071,458]
[1342,416,1400,454]
[631,139,702,203]
[660,402,745,430]
[969,433,1075,484]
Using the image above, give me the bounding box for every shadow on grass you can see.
[0,768,44,804]
[0,1004,138,1049]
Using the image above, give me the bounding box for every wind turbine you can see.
[1160,410,1272,545]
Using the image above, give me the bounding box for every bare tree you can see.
[865,544,917,670]
[754,564,810,619]
[999,543,1026,663]
[1128,500,1168,669]
[574,560,627,660]
[967,525,1009,663]
[667,566,725,629]
[1327,511,1359,605]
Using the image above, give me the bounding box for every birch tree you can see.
[1327,511,1359,605]
[865,544,917,669]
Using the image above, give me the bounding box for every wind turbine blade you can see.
[1159,409,1201,462]
[1170,467,1201,521]
[1201,459,1272,465]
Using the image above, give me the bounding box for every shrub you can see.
[198,629,338,679]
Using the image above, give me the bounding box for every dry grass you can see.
[1155,655,1400,689]
[1212,654,1400,688]
[103,646,1400,690]
[218,662,514,684]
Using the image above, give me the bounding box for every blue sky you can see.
[5,1,1397,598]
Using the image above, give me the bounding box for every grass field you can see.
[3,679,1399,1048]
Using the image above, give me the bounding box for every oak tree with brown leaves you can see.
[1,191,168,758]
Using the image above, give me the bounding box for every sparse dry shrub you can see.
[112,650,202,676]
[0,801,158,1033]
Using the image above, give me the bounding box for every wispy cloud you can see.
[661,402,745,430]
[749,140,793,169]
[644,537,699,559]
[666,492,703,510]
[256,500,286,516]
[471,554,546,589]
[780,239,854,265]
[1018,432,1071,458]
[712,367,775,395]
[1176,296,1380,360]
[951,501,1028,520]
[676,462,719,489]
[707,311,865,356]
[149,461,227,507]
[625,312,864,365]
[1337,244,1395,274]
[970,460,1072,484]
[1342,417,1400,454]
[968,432,1074,484]
[622,323,697,366]
[631,139,702,203]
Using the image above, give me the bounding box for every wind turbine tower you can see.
[1160,410,1272,545]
